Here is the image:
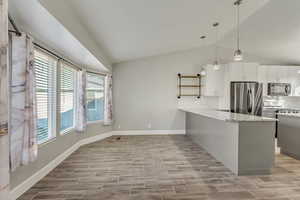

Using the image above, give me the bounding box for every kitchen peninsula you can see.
[278,113,300,160]
[179,107,277,175]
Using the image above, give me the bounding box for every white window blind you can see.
[60,63,77,132]
[86,73,105,122]
[34,50,57,144]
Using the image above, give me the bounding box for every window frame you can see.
[59,62,78,135]
[34,49,57,145]
[87,92,97,111]
[34,42,108,146]
[86,73,105,124]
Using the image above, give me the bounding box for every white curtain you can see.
[0,0,10,198]
[75,69,87,132]
[0,0,8,137]
[0,2,8,136]
[104,74,113,125]
[9,33,38,171]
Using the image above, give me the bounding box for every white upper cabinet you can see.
[202,64,225,97]
[259,65,300,96]
[227,62,259,82]
[219,62,259,109]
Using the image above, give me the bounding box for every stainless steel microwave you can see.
[267,83,291,96]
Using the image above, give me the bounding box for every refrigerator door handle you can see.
[250,89,253,114]
[285,85,291,95]
[247,89,253,114]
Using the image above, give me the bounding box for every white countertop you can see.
[277,113,300,118]
[179,107,277,122]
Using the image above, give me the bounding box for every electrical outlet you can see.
[147,123,152,129]
[118,125,121,129]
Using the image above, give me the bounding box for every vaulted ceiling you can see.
[40,0,270,63]
[11,0,300,65]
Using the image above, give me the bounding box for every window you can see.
[34,50,57,144]
[86,73,105,122]
[60,63,77,133]
[87,92,96,110]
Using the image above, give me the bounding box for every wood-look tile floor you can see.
[18,135,300,200]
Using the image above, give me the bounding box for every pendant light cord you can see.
[235,0,242,50]
[237,3,240,50]
[216,24,219,64]
[213,22,219,64]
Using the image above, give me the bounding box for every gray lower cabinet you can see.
[278,115,300,159]
[186,112,275,175]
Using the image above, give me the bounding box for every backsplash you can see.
[264,96,300,109]
[177,96,219,109]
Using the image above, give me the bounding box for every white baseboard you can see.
[79,132,113,146]
[10,130,184,200]
[112,130,186,136]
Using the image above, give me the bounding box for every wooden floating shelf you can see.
[0,128,8,136]
[177,73,202,99]
[179,85,201,88]
[180,75,200,78]
[178,94,200,99]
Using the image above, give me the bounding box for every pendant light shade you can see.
[213,61,220,71]
[234,0,243,61]
[213,22,220,70]
[200,67,207,76]
[234,49,243,61]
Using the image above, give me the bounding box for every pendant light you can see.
[200,36,207,76]
[234,0,243,61]
[213,22,220,70]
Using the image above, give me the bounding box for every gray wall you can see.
[112,46,223,131]
[11,123,112,189]
[112,46,274,131]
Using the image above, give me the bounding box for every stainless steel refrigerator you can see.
[230,82,263,116]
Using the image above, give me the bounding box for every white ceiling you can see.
[40,0,270,63]
[220,0,300,65]
[8,0,109,72]
[13,0,300,65]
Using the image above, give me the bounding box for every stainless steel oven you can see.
[267,83,291,96]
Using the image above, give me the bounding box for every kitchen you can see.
[179,62,300,175]
[5,0,300,199]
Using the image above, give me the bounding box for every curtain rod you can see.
[8,15,108,76]
[86,70,108,76]
[8,30,67,61]
[8,14,21,36]
[33,42,82,70]
[8,15,81,69]
[9,30,107,76]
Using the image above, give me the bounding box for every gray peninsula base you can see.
[186,112,275,175]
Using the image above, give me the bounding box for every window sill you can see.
[38,137,57,147]
[87,120,104,125]
[60,127,75,135]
